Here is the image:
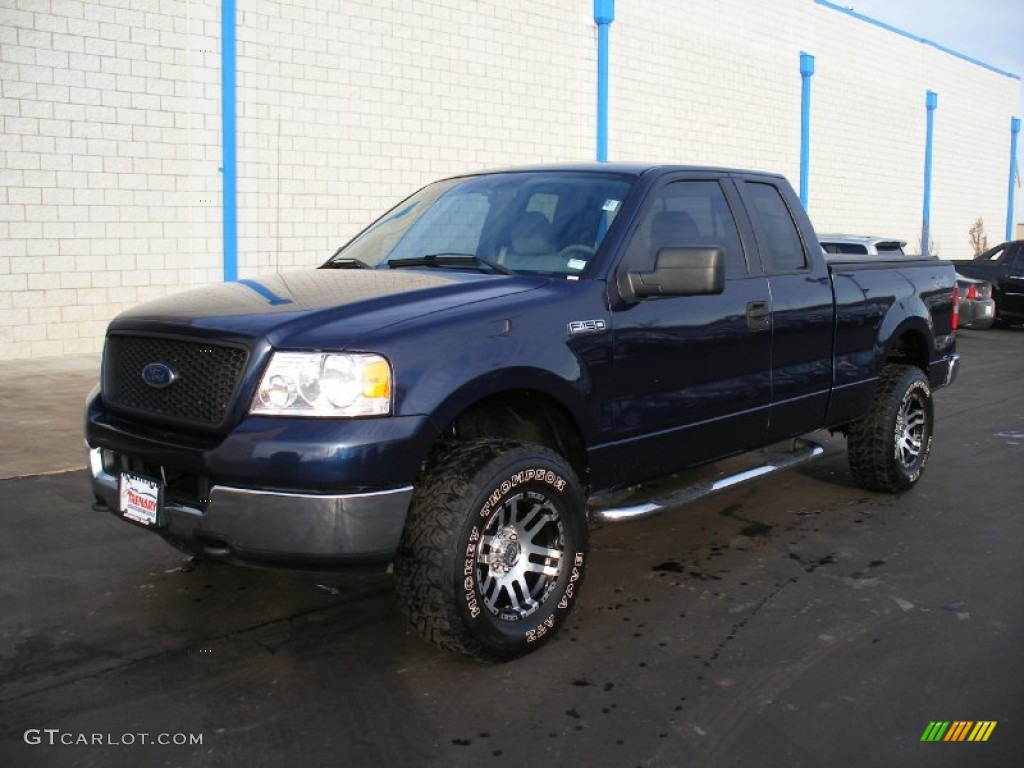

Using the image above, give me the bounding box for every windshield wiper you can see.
[387,253,516,276]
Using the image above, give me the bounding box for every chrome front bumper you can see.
[88,446,413,567]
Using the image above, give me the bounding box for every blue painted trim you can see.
[596,23,609,162]
[594,1,614,162]
[922,91,937,255]
[814,0,1020,81]
[799,52,815,208]
[221,0,238,282]
[1008,117,1021,242]
[237,279,292,306]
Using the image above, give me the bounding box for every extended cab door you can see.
[603,175,772,485]
[732,177,834,441]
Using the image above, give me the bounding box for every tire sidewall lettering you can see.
[463,525,481,619]
[556,553,584,611]
[478,468,567,519]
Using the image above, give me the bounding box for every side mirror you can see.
[627,247,725,298]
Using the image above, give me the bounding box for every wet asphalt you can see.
[1,328,1022,768]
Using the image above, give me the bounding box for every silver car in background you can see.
[818,233,908,257]
[955,274,996,329]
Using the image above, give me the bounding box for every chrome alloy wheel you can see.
[896,390,928,468]
[475,492,566,622]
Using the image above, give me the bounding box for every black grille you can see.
[103,335,249,429]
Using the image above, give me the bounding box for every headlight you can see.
[251,352,392,417]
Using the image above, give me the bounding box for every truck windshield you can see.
[323,171,635,277]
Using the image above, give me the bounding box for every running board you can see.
[588,438,825,524]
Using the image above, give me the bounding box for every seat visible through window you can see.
[648,210,702,252]
[508,211,555,256]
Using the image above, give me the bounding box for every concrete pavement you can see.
[0,354,99,480]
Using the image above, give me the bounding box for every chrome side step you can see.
[588,438,825,524]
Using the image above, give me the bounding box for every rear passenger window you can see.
[978,245,1005,262]
[744,182,807,272]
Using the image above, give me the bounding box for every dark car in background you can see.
[950,241,1024,325]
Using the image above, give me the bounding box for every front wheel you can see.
[394,439,588,661]
[847,364,934,493]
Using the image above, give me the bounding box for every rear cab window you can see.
[742,182,808,272]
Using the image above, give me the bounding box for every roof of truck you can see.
[445,162,785,179]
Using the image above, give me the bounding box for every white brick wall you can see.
[611,0,814,178]
[234,0,595,276]
[2,0,222,359]
[805,5,1019,255]
[0,0,1020,358]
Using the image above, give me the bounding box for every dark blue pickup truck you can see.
[86,164,959,660]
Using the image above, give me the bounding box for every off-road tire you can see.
[394,439,588,661]
[847,364,934,493]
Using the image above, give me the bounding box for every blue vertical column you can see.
[921,91,937,256]
[1007,117,1020,242]
[594,0,614,162]
[799,52,815,208]
[221,0,238,282]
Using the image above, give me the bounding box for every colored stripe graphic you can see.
[921,720,996,742]
[921,721,950,741]
[944,721,972,741]
[968,722,997,742]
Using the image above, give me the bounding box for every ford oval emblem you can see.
[141,362,178,389]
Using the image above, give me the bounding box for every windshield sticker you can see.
[602,199,620,212]
[567,258,587,271]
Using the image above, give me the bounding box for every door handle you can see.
[746,301,770,331]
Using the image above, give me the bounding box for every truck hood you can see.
[108,269,545,349]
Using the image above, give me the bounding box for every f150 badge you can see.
[568,319,607,335]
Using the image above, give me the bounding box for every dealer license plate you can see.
[980,304,993,317]
[119,472,163,526]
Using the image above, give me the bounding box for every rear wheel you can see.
[394,439,588,661]
[847,364,934,493]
